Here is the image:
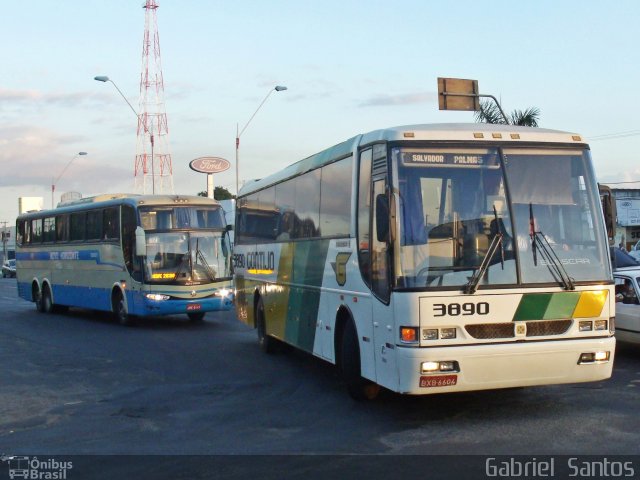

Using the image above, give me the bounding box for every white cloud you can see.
[359,92,438,107]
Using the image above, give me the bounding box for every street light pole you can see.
[235,85,287,196]
[51,152,88,208]
[94,75,155,194]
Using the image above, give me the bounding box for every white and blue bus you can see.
[16,194,233,324]
[234,123,615,399]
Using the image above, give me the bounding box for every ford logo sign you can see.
[189,157,231,174]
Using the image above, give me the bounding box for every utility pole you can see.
[1,221,8,264]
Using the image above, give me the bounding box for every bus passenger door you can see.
[370,178,398,390]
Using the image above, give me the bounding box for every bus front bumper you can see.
[394,336,615,395]
[139,294,234,316]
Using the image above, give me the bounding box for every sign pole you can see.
[207,173,214,199]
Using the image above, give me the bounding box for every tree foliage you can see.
[197,186,235,200]
[474,100,540,127]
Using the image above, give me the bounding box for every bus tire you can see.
[256,297,278,354]
[187,312,205,323]
[112,290,132,326]
[340,320,380,401]
[41,284,54,314]
[33,283,45,313]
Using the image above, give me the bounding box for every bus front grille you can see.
[465,320,573,339]
[465,323,515,339]
[525,319,572,336]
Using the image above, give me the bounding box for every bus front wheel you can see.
[340,320,380,401]
[112,290,132,326]
[256,297,278,354]
[187,312,205,323]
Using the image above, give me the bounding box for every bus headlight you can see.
[578,351,610,364]
[579,321,593,332]
[215,288,231,297]
[594,320,608,331]
[146,294,170,301]
[422,329,438,341]
[420,360,460,374]
[440,328,456,339]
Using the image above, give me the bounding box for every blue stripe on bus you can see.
[17,282,233,316]
[15,250,123,269]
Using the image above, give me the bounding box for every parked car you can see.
[613,247,640,269]
[613,267,640,345]
[1,259,16,278]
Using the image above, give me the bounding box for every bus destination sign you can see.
[401,151,497,167]
[189,157,231,174]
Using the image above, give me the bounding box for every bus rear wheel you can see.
[340,320,380,401]
[41,284,54,314]
[112,290,132,326]
[256,297,278,354]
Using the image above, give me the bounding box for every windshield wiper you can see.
[529,203,575,290]
[464,207,505,295]
[194,238,217,282]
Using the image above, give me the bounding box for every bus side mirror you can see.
[135,227,147,257]
[375,194,389,242]
[226,224,233,232]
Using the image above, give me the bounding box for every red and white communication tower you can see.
[135,0,173,194]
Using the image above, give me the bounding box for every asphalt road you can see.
[0,277,639,477]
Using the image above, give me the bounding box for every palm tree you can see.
[474,100,540,127]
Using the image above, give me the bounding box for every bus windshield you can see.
[393,146,610,289]
[145,231,230,284]
[140,206,225,230]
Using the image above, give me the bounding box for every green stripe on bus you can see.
[284,240,330,352]
[513,292,582,321]
[544,292,581,319]
[513,293,553,321]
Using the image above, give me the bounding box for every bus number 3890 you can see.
[433,302,490,317]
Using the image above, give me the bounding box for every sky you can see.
[1,0,639,224]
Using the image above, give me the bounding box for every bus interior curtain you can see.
[399,176,427,246]
[506,157,574,205]
[176,208,199,228]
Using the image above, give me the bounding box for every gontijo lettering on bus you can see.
[234,251,275,274]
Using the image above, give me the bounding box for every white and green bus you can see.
[233,123,615,399]
[16,194,233,324]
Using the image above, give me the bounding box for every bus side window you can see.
[86,210,103,241]
[122,205,142,281]
[70,213,86,242]
[17,220,28,245]
[104,207,120,241]
[31,218,43,244]
[358,149,372,287]
[56,215,69,243]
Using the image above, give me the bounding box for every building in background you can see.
[1,225,16,263]
[612,188,640,250]
[18,197,43,214]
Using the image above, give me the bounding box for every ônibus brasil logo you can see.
[1,456,72,479]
